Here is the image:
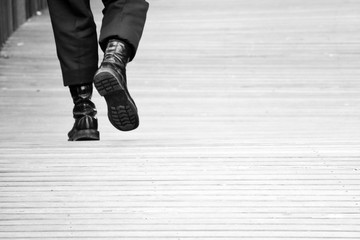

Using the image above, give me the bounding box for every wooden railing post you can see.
[0,0,47,50]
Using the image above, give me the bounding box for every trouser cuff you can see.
[62,66,98,86]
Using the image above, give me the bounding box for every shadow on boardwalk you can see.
[0,0,360,239]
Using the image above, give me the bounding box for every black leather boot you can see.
[94,39,139,131]
[68,83,100,141]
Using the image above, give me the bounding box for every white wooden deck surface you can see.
[0,0,360,239]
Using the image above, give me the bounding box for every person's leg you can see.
[48,0,100,141]
[99,0,149,61]
[94,0,149,131]
[47,0,99,86]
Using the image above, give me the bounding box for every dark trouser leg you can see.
[100,0,149,61]
[47,0,98,86]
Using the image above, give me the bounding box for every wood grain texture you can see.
[0,0,360,239]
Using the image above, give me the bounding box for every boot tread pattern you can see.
[94,72,121,96]
[110,105,138,131]
[94,71,139,131]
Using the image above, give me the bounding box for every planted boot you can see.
[94,39,139,131]
[68,83,100,141]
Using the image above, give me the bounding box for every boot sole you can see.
[94,68,139,131]
[68,129,100,141]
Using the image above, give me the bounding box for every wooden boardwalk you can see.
[1,0,360,239]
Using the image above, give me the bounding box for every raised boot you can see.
[68,83,100,141]
[93,39,139,131]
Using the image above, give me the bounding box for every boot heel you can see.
[68,129,100,141]
[94,69,122,96]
